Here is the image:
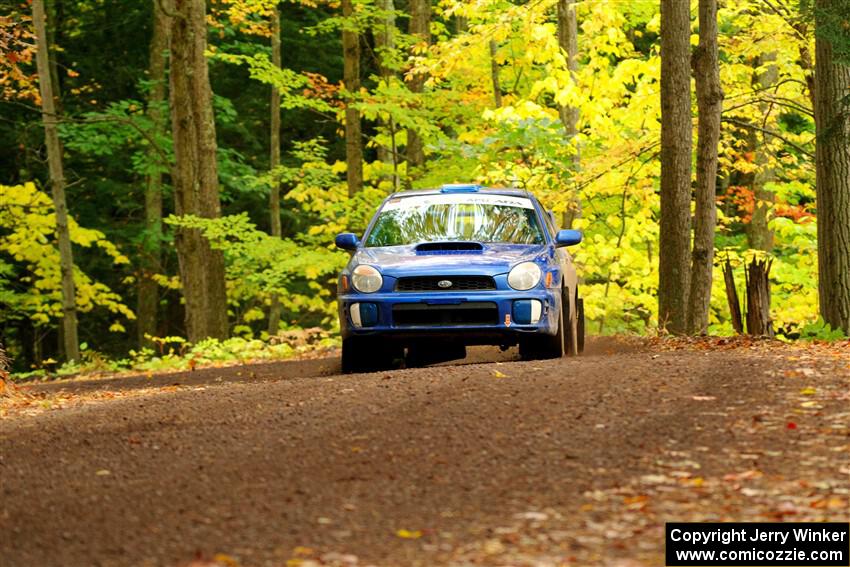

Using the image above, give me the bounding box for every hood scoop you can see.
[415,241,484,255]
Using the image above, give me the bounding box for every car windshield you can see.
[364,193,545,247]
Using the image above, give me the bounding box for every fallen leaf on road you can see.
[640,474,674,485]
[492,370,508,378]
[396,529,422,539]
[723,469,763,481]
[483,539,505,555]
[515,511,548,521]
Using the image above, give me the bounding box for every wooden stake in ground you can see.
[722,257,744,335]
[32,0,80,362]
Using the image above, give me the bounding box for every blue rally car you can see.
[334,184,584,372]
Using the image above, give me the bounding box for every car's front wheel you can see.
[519,289,567,360]
[341,336,402,373]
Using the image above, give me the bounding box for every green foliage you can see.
[14,332,338,380]
[797,318,848,341]
[801,0,850,64]
[212,51,335,114]
[0,0,835,372]
[0,183,135,330]
[165,212,347,331]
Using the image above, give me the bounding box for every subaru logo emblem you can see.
[437,279,453,288]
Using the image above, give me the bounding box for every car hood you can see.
[351,243,547,277]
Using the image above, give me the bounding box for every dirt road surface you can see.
[1,338,848,566]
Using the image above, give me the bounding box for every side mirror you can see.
[554,229,582,247]
[335,233,360,251]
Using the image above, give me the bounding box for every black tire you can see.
[519,289,566,360]
[341,336,401,373]
[576,297,585,354]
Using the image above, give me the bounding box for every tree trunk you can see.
[814,0,850,334]
[687,0,722,335]
[406,0,430,169]
[268,4,283,335]
[489,40,502,108]
[745,53,778,252]
[374,0,396,169]
[46,0,63,113]
[138,0,171,347]
[32,0,79,362]
[557,0,581,228]
[169,0,229,342]
[744,257,774,337]
[342,0,363,196]
[658,0,692,335]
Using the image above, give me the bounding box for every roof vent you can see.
[415,241,484,255]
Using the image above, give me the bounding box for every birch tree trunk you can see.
[32,0,79,362]
[687,0,722,335]
[557,0,581,228]
[658,0,693,335]
[138,0,171,347]
[814,0,850,334]
[406,0,430,169]
[268,4,283,335]
[169,0,229,342]
[342,0,363,196]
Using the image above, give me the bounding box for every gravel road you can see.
[1,338,848,567]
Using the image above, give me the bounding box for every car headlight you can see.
[351,265,383,293]
[508,262,542,291]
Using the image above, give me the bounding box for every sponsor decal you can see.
[382,193,535,211]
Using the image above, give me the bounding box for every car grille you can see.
[396,276,496,292]
[392,302,499,327]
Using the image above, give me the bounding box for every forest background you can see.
[0,0,847,375]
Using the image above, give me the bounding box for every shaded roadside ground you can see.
[1,337,848,566]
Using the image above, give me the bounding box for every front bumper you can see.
[338,288,560,345]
